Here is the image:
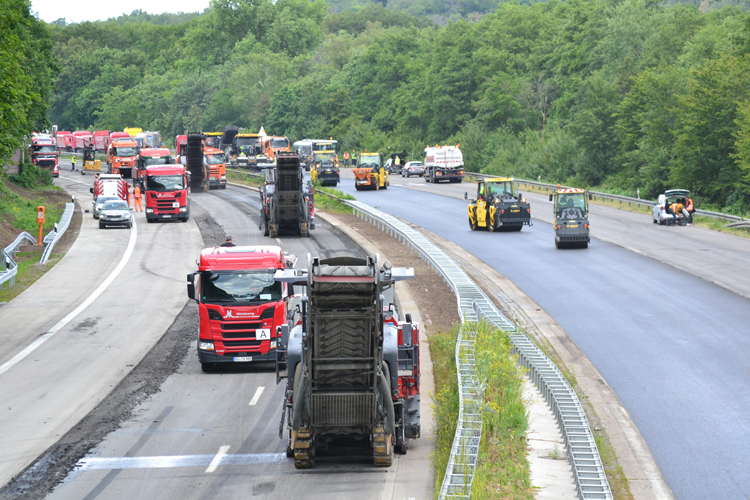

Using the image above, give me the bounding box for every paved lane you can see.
[336,175,750,500]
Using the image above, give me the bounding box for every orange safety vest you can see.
[670,202,683,214]
[685,198,694,211]
[134,187,142,199]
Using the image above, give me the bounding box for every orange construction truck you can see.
[107,138,139,177]
[203,146,227,189]
[260,136,290,163]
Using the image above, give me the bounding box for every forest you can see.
[9,0,750,212]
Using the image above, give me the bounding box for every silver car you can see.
[401,161,425,177]
[92,196,119,219]
[99,200,132,229]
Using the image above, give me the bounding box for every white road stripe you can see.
[57,174,91,186]
[205,445,230,473]
[275,238,282,245]
[76,452,285,470]
[248,386,264,406]
[0,217,138,377]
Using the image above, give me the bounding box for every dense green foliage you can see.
[0,0,57,166]
[47,0,750,212]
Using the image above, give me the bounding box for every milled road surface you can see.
[45,183,435,500]
[337,170,750,500]
[0,168,203,487]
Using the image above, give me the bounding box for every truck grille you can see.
[209,166,220,176]
[311,393,376,427]
[222,340,263,348]
[221,322,262,331]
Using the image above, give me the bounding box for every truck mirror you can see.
[548,194,553,202]
[464,192,468,200]
[90,188,94,194]
[186,273,196,300]
[402,323,413,347]
[277,324,290,348]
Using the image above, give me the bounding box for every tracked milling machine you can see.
[274,255,421,468]
[266,152,312,238]
[187,132,207,191]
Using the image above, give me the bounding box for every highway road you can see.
[335,170,750,500]
[0,168,202,488]
[43,183,434,500]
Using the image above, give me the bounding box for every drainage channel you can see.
[347,200,612,500]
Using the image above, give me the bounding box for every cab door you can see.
[476,183,487,227]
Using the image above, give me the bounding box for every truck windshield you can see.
[314,152,335,162]
[557,193,586,218]
[201,271,282,304]
[236,137,257,148]
[360,154,380,167]
[205,137,222,149]
[33,145,57,153]
[486,181,515,198]
[271,138,289,149]
[313,142,337,153]
[114,147,137,156]
[147,175,184,191]
[205,154,225,165]
[142,156,171,166]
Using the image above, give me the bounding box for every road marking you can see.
[275,238,281,245]
[249,386,265,405]
[0,217,138,377]
[205,445,230,473]
[57,174,90,186]
[76,452,285,471]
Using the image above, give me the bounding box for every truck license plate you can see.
[233,356,252,362]
[511,209,520,212]
[568,224,578,228]
[162,214,171,218]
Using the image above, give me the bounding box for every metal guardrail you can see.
[346,200,612,500]
[0,232,37,290]
[41,202,75,264]
[463,172,744,222]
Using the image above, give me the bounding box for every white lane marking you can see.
[248,386,265,406]
[205,445,230,473]
[57,174,91,186]
[76,452,285,471]
[275,238,281,245]
[0,217,138,377]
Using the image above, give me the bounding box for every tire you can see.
[511,225,523,232]
[469,216,477,231]
[128,220,132,229]
[555,241,560,249]
[488,215,496,232]
[581,241,589,249]
[653,218,658,224]
[375,180,380,191]
[355,185,361,191]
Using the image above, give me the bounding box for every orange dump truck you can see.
[107,138,139,177]
[204,146,227,189]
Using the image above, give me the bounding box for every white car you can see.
[653,189,690,226]
[401,161,425,177]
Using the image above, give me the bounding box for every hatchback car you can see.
[401,161,425,177]
[99,200,133,229]
[92,196,119,219]
[653,189,690,226]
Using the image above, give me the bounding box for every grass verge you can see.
[431,325,460,497]
[0,251,63,302]
[313,183,356,214]
[692,215,750,239]
[1,167,64,234]
[472,321,533,499]
[226,169,264,187]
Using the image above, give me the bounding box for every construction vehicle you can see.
[106,137,138,177]
[203,147,227,189]
[311,139,338,155]
[311,161,339,187]
[230,133,261,168]
[273,255,421,468]
[186,132,207,191]
[260,135,291,163]
[262,152,312,237]
[550,188,592,248]
[124,127,143,138]
[352,152,388,190]
[135,131,162,149]
[30,135,59,177]
[187,246,295,372]
[80,148,101,175]
[293,140,313,168]
[144,164,190,222]
[204,132,223,150]
[72,131,93,152]
[423,145,464,183]
[466,177,531,231]
[136,147,173,188]
[93,130,110,152]
[55,131,71,152]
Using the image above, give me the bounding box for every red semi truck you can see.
[187,246,292,372]
[30,135,60,177]
[144,164,190,222]
[56,131,71,151]
[93,130,110,152]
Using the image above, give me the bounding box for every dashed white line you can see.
[205,445,230,473]
[0,216,137,377]
[248,386,265,406]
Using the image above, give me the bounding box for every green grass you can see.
[313,183,356,214]
[0,251,63,301]
[226,169,264,187]
[472,321,533,499]
[0,171,64,234]
[692,215,750,239]
[430,325,460,497]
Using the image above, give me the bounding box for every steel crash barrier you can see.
[344,199,613,500]
[463,172,744,223]
[0,232,37,290]
[40,202,75,265]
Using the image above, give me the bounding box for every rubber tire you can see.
[469,216,477,231]
[99,222,105,229]
[652,218,658,224]
[488,216,496,232]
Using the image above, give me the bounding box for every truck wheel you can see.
[469,217,477,231]
[555,241,560,249]
[488,217,496,232]
[424,173,430,183]
[355,185,361,191]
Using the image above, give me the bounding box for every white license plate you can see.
[162,215,171,218]
[233,356,252,362]
[256,328,270,340]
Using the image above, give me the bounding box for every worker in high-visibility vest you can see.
[133,184,143,212]
[71,156,77,171]
[351,151,357,167]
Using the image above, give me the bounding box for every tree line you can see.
[44,0,750,212]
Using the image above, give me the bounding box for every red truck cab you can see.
[73,131,92,152]
[144,164,189,222]
[187,246,290,372]
[135,147,172,188]
[30,135,59,177]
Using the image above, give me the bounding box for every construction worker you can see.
[220,236,235,247]
[685,196,694,224]
[351,151,357,167]
[71,156,76,171]
[394,155,401,171]
[343,151,350,167]
[668,200,683,225]
[133,184,143,212]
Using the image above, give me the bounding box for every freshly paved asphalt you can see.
[336,171,750,500]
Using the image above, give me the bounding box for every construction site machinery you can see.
[274,255,420,469]
[260,135,291,163]
[264,152,312,238]
[293,140,313,168]
[204,132,223,150]
[230,133,261,168]
[81,148,101,175]
[423,145,464,183]
[203,147,227,189]
[106,138,138,177]
[187,132,207,191]
[466,177,531,232]
[352,152,388,190]
[144,164,190,222]
[30,134,59,178]
[550,188,592,248]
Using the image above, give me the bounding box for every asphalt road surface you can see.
[336,171,750,500]
[45,183,434,500]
